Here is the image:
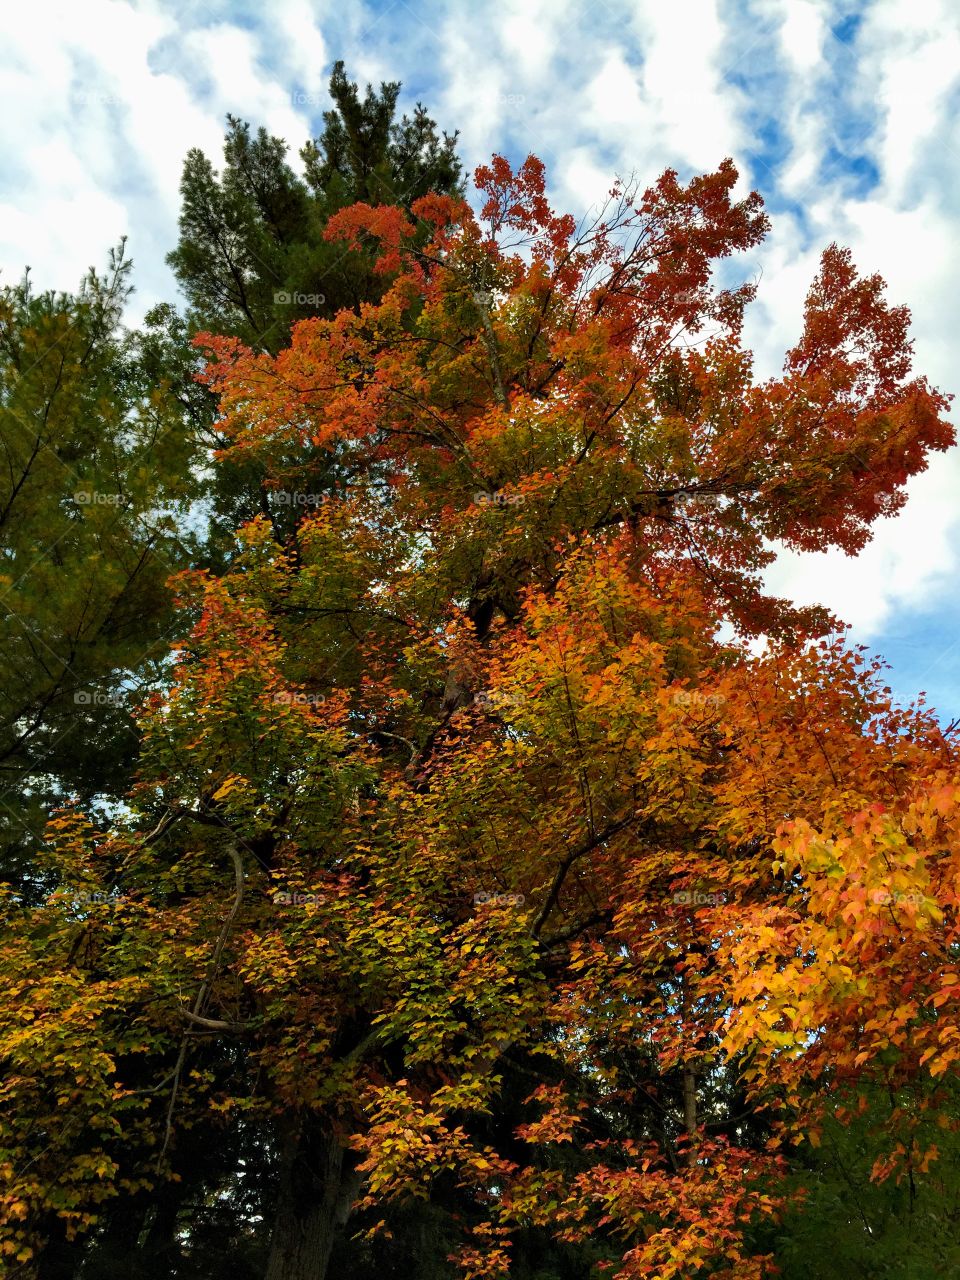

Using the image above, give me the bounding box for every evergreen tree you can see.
[166,60,463,353]
[0,245,197,893]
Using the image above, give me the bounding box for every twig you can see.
[155,839,245,1172]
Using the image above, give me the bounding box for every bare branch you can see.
[178,1007,248,1034]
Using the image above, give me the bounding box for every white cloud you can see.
[766,467,958,638]
[863,13,960,205]
[630,0,746,169]
[271,0,329,88]
[501,3,561,78]
[777,0,826,73]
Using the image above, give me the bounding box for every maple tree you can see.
[2,148,958,1280]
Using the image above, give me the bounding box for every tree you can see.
[0,245,197,896]
[154,61,464,556]
[0,61,463,888]
[167,61,462,354]
[773,1077,960,1278]
[2,153,956,1279]
[0,66,468,1278]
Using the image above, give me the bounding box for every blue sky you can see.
[3,0,959,722]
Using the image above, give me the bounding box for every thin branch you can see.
[178,1007,248,1033]
[529,815,635,939]
[475,292,509,409]
[156,839,245,1172]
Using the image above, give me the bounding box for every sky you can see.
[3,0,959,721]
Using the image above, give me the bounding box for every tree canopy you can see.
[2,72,960,1280]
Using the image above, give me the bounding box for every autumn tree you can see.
[0,64,467,1278]
[2,151,958,1280]
[153,60,464,552]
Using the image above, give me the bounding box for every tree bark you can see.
[264,1116,360,1280]
[682,1062,698,1140]
[681,966,698,1163]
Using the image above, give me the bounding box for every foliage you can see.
[166,60,462,354]
[0,246,197,893]
[153,62,464,555]
[1,144,958,1280]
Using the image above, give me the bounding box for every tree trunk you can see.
[682,1062,698,1139]
[680,968,698,1162]
[265,1116,360,1280]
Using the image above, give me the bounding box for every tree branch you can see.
[530,815,636,939]
[156,839,245,1171]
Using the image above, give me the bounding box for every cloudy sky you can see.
[3,0,959,720]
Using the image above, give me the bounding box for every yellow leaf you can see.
[212,775,245,801]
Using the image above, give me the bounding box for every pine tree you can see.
[166,60,463,353]
[0,244,197,893]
